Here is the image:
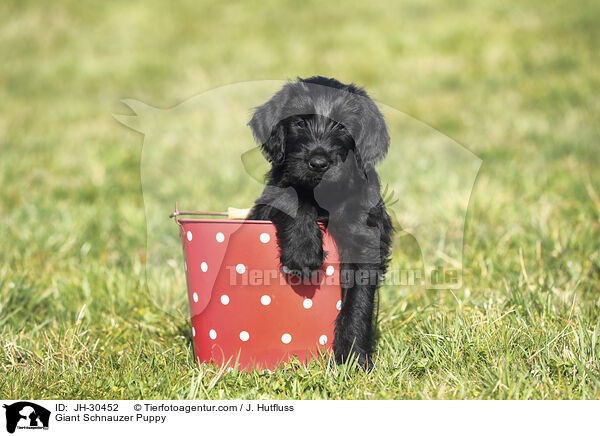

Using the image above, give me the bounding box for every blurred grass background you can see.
[1,0,599,399]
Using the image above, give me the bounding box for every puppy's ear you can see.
[353,92,390,168]
[249,89,288,164]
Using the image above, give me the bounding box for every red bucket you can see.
[175,211,342,371]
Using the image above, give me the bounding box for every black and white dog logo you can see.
[2,402,50,434]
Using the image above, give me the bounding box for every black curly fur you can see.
[247,76,393,369]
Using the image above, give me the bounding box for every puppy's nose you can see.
[308,155,329,171]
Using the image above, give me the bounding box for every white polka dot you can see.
[192,327,196,337]
[201,262,208,272]
[319,334,327,345]
[216,232,225,243]
[281,333,292,344]
[209,329,217,340]
[261,295,271,305]
[336,300,342,310]
[240,331,249,341]
[303,299,312,309]
[236,264,246,274]
[186,231,192,241]
[184,261,187,272]
[326,265,335,276]
[193,292,199,303]
[259,232,270,243]
[282,266,291,274]
[220,294,230,305]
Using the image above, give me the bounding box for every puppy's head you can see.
[249,76,389,188]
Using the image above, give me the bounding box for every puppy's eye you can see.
[294,118,308,128]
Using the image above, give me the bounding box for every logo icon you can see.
[2,402,50,434]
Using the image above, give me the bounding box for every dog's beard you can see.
[292,174,324,189]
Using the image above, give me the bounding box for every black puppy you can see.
[247,76,393,369]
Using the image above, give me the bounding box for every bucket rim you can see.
[177,218,273,225]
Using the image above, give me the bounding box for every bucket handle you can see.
[169,202,250,225]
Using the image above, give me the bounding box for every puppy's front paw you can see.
[333,340,374,371]
[280,244,325,278]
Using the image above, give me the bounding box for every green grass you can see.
[1,0,600,399]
